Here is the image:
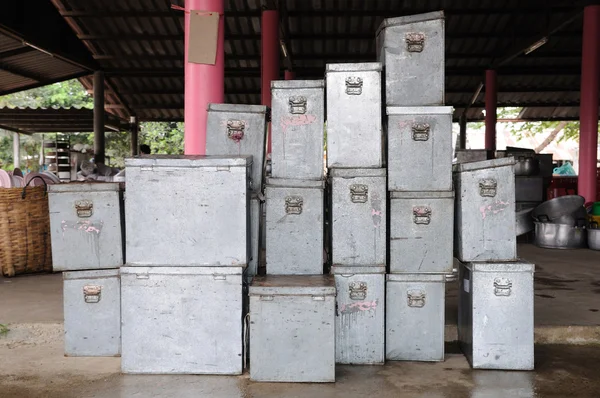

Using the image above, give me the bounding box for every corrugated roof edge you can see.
[376,10,445,36]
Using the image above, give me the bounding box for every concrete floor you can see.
[2,243,600,397]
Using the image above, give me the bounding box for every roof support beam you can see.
[0,62,44,81]
[0,46,35,58]
[0,124,33,135]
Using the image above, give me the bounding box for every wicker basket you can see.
[0,178,53,277]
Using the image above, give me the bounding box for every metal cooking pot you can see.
[516,208,534,236]
[514,155,540,176]
[532,195,587,225]
[534,222,587,249]
[589,223,600,251]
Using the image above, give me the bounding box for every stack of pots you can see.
[532,195,588,249]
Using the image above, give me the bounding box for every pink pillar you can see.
[184,0,225,155]
[285,70,295,80]
[262,10,280,154]
[578,5,600,203]
[485,69,497,157]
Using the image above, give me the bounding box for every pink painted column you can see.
[485,69,497,158]
[284,70,295,80]
[184,0,225,155]
[578,5,600,202]
[262,10,280,154]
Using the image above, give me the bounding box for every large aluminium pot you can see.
[516,208,534,236]
[533,222,587,249]
[532,195,587,226]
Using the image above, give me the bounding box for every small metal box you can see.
[63,269,120,357]
[249,275,336,382]
[270,80,325,180]
[386,273,446,362]
[121,266,243,375]
[458,260,534,370]
[206,103,268,192]
[377,11,445,106]
[125,155,251,267]
[332,266,385,365]
[49,183,124,271]
[387,106,453,192]
[265,178,324,275]
[389,191,454,273]
[325,63,383,168]
[454,157,517,262]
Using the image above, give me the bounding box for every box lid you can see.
[271,79,325,90]
[377,10,445,36]
[207,103,267,114]
[325,62,382,73]
[49,182,122,193]
[462,260,535,273]
[120,266,243,276]
[331,266,385,275]
[63,269,120,280]
[387,273,446,283]
[390,190,454,200]
[249,275,335,296]
[125,155,252,168]
[266,177,325,189]
[453,157,516,173]
[329,168,386,178]
[386,106,453,116]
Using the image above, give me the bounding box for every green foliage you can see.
[0,80,93,109]
[140,122,184,155]
[0,324,9,336]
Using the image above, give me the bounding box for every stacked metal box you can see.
[122,155,252,375]
[325,63,386,365]
[454,157,535,370]
[48,182,125,357]
[378,11,453,362]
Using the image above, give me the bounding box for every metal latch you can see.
[412,123,430,141]
[226,120,245,143]
[285,195,303,215]
[349,281,367,300]
[406,32,425,52]
[413,206,432,225]
[479,179,498,197]
[407,289,426,308]
[289,96,307,114]
[312,296,325,301]
[345,76,363,95]
[75,200,93,218]
[213,274,226,280]
[494,278,512,296]
[349,184,368,203]
[83,285,101,303]
[260,295,274,301]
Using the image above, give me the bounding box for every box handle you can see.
[312,296,325,301]
[493,278,512,296]
[288,96,307,114]
[412,123,430,141]
[83,285,101,303]
[285,195,303,214]
[260,295,274,301]
[406,32,425,52]
[407,289,426,308]
[213,274,226,280]
[226,120,245,143]
[413,206,432,225]
[345,76,363,95]
[479,178,498,197]
[75,199,93,218]
[349,184,368,203]
[349,281,367,300]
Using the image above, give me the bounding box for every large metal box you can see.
[329,168,386,267]
[458,261,534,370]
[265,178,324,275]
[249,275,335,382]
[63,269,120,357]
[270,80,325,180]
[125,155,251,266]
[49,183,124,271]
[386,273,445,362]
[121,266,243,374]
[454,158,517,262]
[206,104,268,192]
[387,106,453,192]
[247,194,261,282]
[389,191,454,273]
[515,176,544,202]
[376,11,445,106]
[332,266,385,365]
[325,63,383,168]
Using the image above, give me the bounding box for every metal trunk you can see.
[121,266,243,375]
[63,269,120,357]
[389,191,454,273]
[49,183,124,271]
[387,106,453,191]
[206,104,268,192]
[376,11,445,106]
[454,158,517,262]
[325,63,383,168]
[265,178,324,275]
[125,156,251,266]
[249,275,336,382]
[332,266,385,365]
[515,176,544,202]
[458,261,534,370]
[386,273,445,362]
[270,80,325,180]
[330,168,386,267]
